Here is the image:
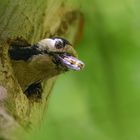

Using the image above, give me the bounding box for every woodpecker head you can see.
[36,37,84,71]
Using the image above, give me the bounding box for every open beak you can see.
[56,53,85,71]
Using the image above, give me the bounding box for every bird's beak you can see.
[56,53,85,71]
[53,44,84,71]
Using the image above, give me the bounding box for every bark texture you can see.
[0,0,83,139]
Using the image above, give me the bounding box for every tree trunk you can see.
[0,0,83,139]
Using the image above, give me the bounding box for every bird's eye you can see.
[55,41,63,49]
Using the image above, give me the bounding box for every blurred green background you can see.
[27,0,140,140]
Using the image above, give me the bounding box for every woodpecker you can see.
[8,37,84,99]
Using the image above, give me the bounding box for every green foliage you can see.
[27,0,140,140]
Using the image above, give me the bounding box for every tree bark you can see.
[0,0,83,139]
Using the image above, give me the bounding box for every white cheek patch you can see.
[37,38,64,52]
[54,39,63,44]
[37,39,56,51]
